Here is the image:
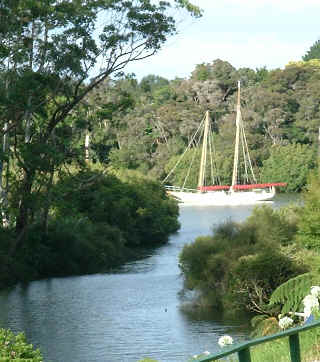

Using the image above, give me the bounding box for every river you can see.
[0,194,298,362]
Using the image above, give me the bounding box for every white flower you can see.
[303,294,319,312]
[218,335,233,347]
[311,286,320,297]
[278,316,294,330]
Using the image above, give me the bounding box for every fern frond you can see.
[269,272,320,314]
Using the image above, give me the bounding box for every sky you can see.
[125,0,320,81]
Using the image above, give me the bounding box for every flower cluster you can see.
[278,316,294,330]
[303,292,319,318]
[310,286,320,298]
[218,335,233,347]
[277,285,320,330]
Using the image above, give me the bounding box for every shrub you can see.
[13,217,127,280]
[53,170,180,247]
[231,250,306,312]
[0,168,180,287]
[179,205,307,314]
[243,204,298,246]
[297,172,320,249]
[0,328,43,361]
[260,143,316,192]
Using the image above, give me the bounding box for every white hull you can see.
[168,187,275,206]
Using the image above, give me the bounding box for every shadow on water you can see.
[0,193,300,362]
[180,303,251,334]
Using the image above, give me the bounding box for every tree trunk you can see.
[41,167,54,235]
[85,131,90,162]
[0,122,9,227]
[15,170,35,234]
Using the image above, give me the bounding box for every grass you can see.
[138,327,320,361]
[250,328,320,362]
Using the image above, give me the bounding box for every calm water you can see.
[0,194,298,362]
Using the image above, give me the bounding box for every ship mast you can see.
[197,110,210,192]
[232,81,241,188]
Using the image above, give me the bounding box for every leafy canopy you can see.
[303,39,320,61]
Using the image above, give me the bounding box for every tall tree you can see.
[303,39,320,61]
[0,0,201,247]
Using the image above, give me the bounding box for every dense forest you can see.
[88,58,319,192]
[2,0,320,359]
[0,0,320,291]
[0,0,201,288]
[175,38,320,339]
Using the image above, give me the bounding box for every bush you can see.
[12,217,128,281]
[53,170,180,247]
[231,250,306,312]
[179,205,307,314]
[244,204,298,246]
[260,143,316,192]
[0,328,42,361]
[0,169,180,286]
[296,171,320,249]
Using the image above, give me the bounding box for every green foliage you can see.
[255,66,269,82]
[14,217,126,280]
[179,235,221,288]
[297,172,320,249]
[53,170,180,247]
[173,0,203,17]
[73,58,320,193]
[269,272,320,314]
[250,327,320,362]
[244,205,298,246]
[0,168,180,286]
[179,205,307,314]
[191,63,213,81]
[109,147,139,170]
[165,148,202,189]
[234,250,304,296]
[260,143,316,192]
[1,0,320,296]
[140,75,169,93]
[0,0,198,243]
[303,39,320,61]
[0,328,42,361]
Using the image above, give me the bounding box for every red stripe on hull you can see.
[198,182,287,191]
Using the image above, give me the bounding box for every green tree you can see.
[303,39,320,61]
[296,172,320,249]
[0,0,200,249]
[0,328,42,361]
[179,206,305,314]
[140,74,169,93]
[260,143,316,192]
[191,63,213,81]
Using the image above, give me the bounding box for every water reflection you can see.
[0,194,298,362]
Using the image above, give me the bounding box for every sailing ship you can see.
[163,81,286,206]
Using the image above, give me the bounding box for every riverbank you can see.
[0,197,297,362]
[179,177,320,343]
[0,170,180,290]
